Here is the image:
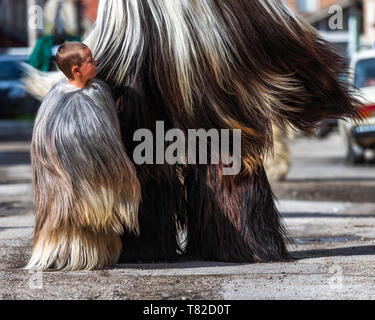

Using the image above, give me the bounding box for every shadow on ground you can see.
[291,245,375,260]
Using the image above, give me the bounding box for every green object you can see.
[29,35,81,72]
[15,114,37,121]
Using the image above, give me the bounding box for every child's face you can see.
[78,48,97,81]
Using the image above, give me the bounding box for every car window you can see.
[0,61,25,80]
[354,58,375,88]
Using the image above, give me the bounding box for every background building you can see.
[0,0,99,48]
[1,0,374,55]
[285,0,374,57]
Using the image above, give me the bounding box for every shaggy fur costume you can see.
[82,0,361,263]
[24,0,361,265]
[25,78,140,270]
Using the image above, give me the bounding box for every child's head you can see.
[56,42,97,83]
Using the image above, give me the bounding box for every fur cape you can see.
[25,78,140,270]
[82,0,361,263]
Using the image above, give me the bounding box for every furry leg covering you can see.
[119,168,186,262]
[115,86,186,262]
[184,164,290,262]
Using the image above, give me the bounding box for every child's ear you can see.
[71,66,81,77]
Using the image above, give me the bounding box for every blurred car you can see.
[0,47,40,119]
[339,50,375,164]
[316,118,338,138]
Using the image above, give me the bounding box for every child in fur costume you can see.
[25,42,140,271]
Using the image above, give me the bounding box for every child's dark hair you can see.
[56,42,89,80]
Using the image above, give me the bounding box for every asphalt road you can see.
[1,130,375,300]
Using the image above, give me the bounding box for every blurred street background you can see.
[1,0,375,300]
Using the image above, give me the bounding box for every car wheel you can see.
[346,138,365,164]
[316,123,331,138]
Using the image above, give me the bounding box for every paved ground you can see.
[1,130,375,300]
